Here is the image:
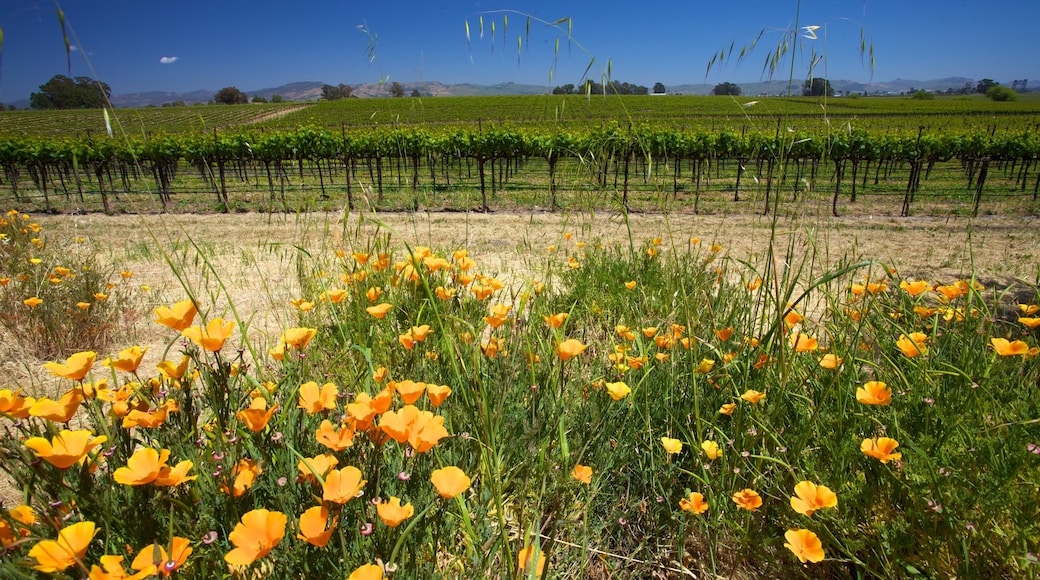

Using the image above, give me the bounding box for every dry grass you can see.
[5,210,1037,393]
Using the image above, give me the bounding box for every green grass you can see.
[2,208,1039,578]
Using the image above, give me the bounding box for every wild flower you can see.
[44,350,96,381]
[431,466,471,498]
[24,429,106,469]
[376,496,415,527]
[861,437,902,463]
[661,437,683,454]
[28,520,98,573]
[679,492,709,514]
[790,481,838,516]
[572,464,593,484]
[896,332,928,358]
[857,381,892,405]
[731,488,763,511]
[784,528,825,563]
[224,509,287,566]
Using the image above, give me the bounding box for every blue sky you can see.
[1,0,1037,102]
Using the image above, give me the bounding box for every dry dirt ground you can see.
[5,209,1039,391]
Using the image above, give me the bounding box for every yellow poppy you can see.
[661,437,683,454]
[23,296,43,308]
[604,381,631,401]
[818,353,843,369]
[0,389,35,419]
[517,544,547,577]
[366,303,393,319]
[315,420,356,451]
[740,390,766,404]
[28,389,84,423]
[426,384,452,407]
[701,440,722,460]
[236,397,278,432]
[348,564,385,580]
[896,332,928,358]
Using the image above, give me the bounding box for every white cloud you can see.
[160,56,179,64]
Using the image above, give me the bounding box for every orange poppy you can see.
[392,380,427,405]
[1019,317,1040,329]
[103,346,147,373]
[24,429,106,469]
[572,464,592,484]
[224,509,287,566]
[426,384,452,407]
[28,389,84,423]
[900,280,930,297]
[517,544,547,577]
[23,296,43,308]
[221,459,262,497]
[282,327,317,349]
[718,403,736,415]
[789,332,818,353]
[784,528,825,563]
[114,448,171,486]
[896,332,928,358]
[818,353,843,369]
[27,520,98,573]
[679,492,709,514]
[731,488,763,511]
[297,454,339,483]
[322,466,367,504]
[861,437,902,463]
[297,506,337,547]
[543,312,568,329]
[298,382,339,414]
[315,420,356,451]
[157,356,191,381]
[181,318,235,352]
[605,381,631,401]
[376,496,415,528]
[44,351,97,381]
[366,303,393,319]
[856,381,892,405]
[0,506,35,547]
[0,389,34,419]
[130,537,193,576]
[237,397,278,432]
[790,481,838,516]
[556,339,586,361]
[348,564,385,580]
[740,390,766,404]
[430,466,471,499]
[991,337,1030,357]
[154,300,197,331]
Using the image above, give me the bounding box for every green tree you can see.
[30,75,112,109]
[802,77,834,97]
[552,83,576,95]
[410,89,422,97]
[975,78,998,94]
[389,81,405,97]
[986,85,1018,101]
[321,84,353,100]
[251,95,268,103]
[214,87,249,105]
[712,82,742,96]
[652,82,666,94]
[271,95,284,103]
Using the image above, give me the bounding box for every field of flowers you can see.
[1,207,1040,578]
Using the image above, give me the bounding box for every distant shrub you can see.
[987,85,1018,101]
[911,90,934,100]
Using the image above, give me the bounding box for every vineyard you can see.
[0,95,1039,216]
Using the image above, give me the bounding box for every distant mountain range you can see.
[1,77,1017,109]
